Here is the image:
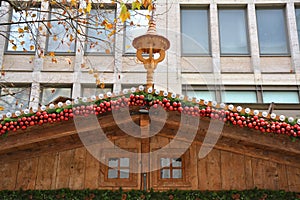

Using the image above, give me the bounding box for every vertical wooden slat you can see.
[198,152,208,190]
[286,165,300,192]
[251,158,264,189]
[276,164,289,191]
[264,160,278,190]
[206,149,221,190]
[55,149,74,189]
[188,143,198,190]
[244,156,254,189]
[69,147,86,189]
[85,150,100,189]
[220,151,231,190]
[15,157,39,190]
[50,153,59,189]
[231,153,246,190]
[35,153,57,189]
[0,161,19,190]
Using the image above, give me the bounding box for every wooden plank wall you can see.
[195,145,300,192]
[0,139,299,191]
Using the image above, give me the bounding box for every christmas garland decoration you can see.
[0,86,299,141]
[0,188,299,200]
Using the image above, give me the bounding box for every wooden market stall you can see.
[0,100,299,192]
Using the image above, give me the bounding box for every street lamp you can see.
[132,13,170,89]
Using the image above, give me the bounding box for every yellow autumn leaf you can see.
[30,45,35,50]
[50,0,57,5]
[100,82,105,89]
[18,28,24,33]
[12,45,17,51]
[0,106,4,111]
[85,2,92,13]
[148,3,153,11]
[105,23,113,30]
[52,57,58,63]
[53,35,58,41]
[132,0,141,10]
[78,8,83,13]
[65,58,72,65]
[96,78,101,86]
[69,34,74,42]
[119,4,130,23]
[108,30,116,38]
[49,52,55,57]
[125,45,131,49]
[88,69,94,74]
[24,26,29,31]
[71,0,77,7]
[105,49,110,54]
[142,0,152,8]
[47,22,52,29]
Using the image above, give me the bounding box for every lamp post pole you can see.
[133,13,170,90]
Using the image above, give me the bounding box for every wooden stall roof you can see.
[0,106,299,169]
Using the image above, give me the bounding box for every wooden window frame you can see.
[151,149,191,188]
[107,157,130,180]
[99,148,139,187]
[159,157,184,180]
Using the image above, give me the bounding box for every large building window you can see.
[46,8,76,53]
[41,86,72,105]
[181,7,210,55]
[124,9,149,54]
[218,8,249,55]
[263,91,299,103]
[256,7,289,55]
[221,91,257,103]
[85,8,115,54]
[0,86,31,114]
[7,8,39,52]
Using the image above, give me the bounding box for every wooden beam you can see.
[0,114,140,155]
[155,116,300,156]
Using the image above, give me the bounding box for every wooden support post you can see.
[140,113,150,190]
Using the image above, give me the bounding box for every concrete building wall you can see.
[1,0,300,117]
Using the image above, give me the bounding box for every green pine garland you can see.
[0,188,299,200]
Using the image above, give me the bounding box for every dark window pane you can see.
[7,9,39,52]
[256,8,289,54]
[47,8,76,52]
[181,8,210,55]
[219,9,249,54]
[86,9,115,53]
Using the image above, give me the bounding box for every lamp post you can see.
[132,12,170,90]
